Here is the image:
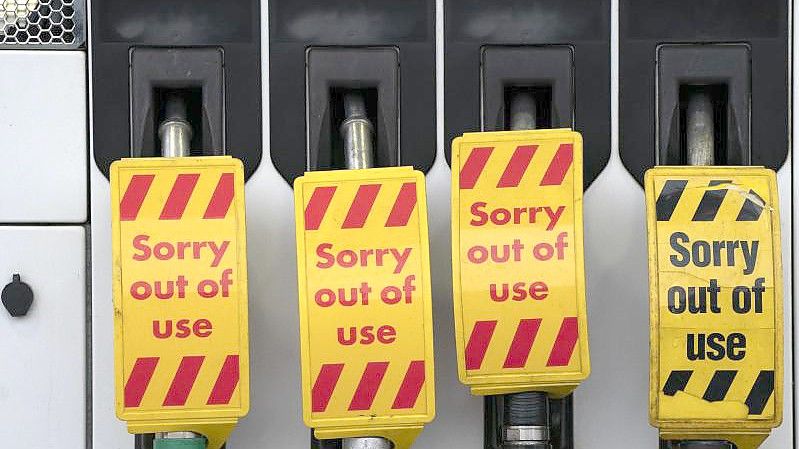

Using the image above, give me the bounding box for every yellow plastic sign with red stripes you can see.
[111,156,249,449]
[451,129,590,397]
[294,167,435,449]
[645,167,783,449]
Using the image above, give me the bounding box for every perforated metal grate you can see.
[0,0,84,47]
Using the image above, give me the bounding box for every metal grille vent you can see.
[0,0,84,47]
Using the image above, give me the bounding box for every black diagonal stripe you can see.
[663,370,693,396]
[692,180,731,221]
[745,370,775,415]
[736,189,766,221]
[702,370,737,402]
[656,180,688,221]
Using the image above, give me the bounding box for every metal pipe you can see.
[509,91,537,131]
[151,94,204,449]
[501,91,551,449]
[341,92,375,169]
[334,90,390,449]
[669,90,729,449]
[342,437,393,449]
[685,89,715,166]
[672,441,734,449]
[159,93,193,158]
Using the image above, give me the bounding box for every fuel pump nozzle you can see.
[150,93,206,449]
[159,93,194,158]
[659,89,727,449]
[310,90,393,449]
[341,92,375,170]
[496,91,552,449]
[685,90,715,166]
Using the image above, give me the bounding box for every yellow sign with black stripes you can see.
[645,167,783,448]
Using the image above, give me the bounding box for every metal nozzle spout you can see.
[340,92,375,170]
[158,93,193,158]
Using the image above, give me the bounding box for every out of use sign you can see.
[646,167,783,447]
[451,129,590,397]
[111,157,249,449]
[294,167,435,449]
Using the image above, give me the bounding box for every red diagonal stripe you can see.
[342,184,381,229]
[547,317,579,367]
[459,147,493,189]
[312,363,344,412]
[465,320,497,370]
[160,174,200,220]
[385,182,418,227]
[348,362,390,411]
[392,360,425,409]
[203,173,235,219]
[497,145,537,188]
[124,357,159,408]
[540,144,574,186]
[163,356,205,406]
[305,186,337,230]
[207,355,240,405]
[119,175,154,221]
[503,318,542,368]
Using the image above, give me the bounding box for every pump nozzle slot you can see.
[306,47,399,173]
[480,46,573,133]
[129,48,225,159]
[656,45,750,167]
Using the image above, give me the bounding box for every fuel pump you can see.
[643,32,784,449]
[269,3,437,444]
[444,2,608,447]
[616,1,790,448]
[90,1,261,448]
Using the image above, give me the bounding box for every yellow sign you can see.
[450,129,590,397]
[646,167,783,449]
[294,167,435,449]
[111,156,249,449]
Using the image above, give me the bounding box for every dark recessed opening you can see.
[154,87,204,156]
[678,84,728,165]
[329,87,379,169]
[503,85,553,130]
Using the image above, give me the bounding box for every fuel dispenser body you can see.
[645,167,783,449]
[88,0,262,447]
[0,1,795,449]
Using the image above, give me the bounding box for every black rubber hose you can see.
[674,441,734,449]
[503,391,549,426]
